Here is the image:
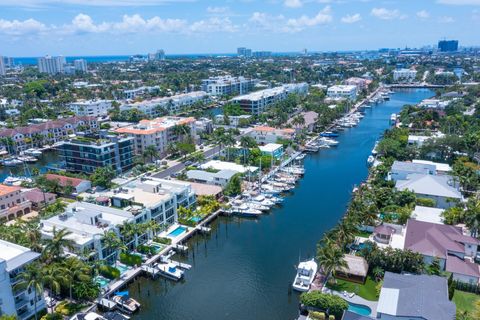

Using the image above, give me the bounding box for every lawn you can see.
[326,276,379,301]
[453,290,480,313]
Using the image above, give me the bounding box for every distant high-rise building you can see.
[253,51,272,58]
[0,56,5,76]
[38,55,65,75]
[237,47,252,58]
[74,59,88,72]
[148,49,166,61]
[438,40,458,52]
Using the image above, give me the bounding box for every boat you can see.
[155,262,184,281]
[320,131,339,138]
[390,113,397,124]
[250,195,276,207]
[3,176,33,186]
[246,202,270,211]
[71,312,106,320]
[260,184,282,195]
[292,259,318,292]
[2,157,23,166]
[103,312,131,320]
[367,155,375,166]
[17,156,38,163]
[371,141,379,156]
[263,193,284,204]
[24,148,42,157]
[112,293,141,314]
[295,153,306,161]
[318,137,339,146]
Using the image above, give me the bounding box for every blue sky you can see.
[0,0,479,56]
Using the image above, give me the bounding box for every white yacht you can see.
[71,312,106,320]
[230,201,263,217]
[295,153,306,161]
[367,155,375,166]
[2,157,23,166]
[261,184,282,195]
[292,259,318,292]
[25,148,43,157]
[318,137,339,146]
[112,295,141,314]
[250,195,276,207]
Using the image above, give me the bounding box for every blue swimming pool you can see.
[348,302,371,316]
[95,276,110,288]
[168,226,187,237]
[117,264,130,274]
[190,216,202,223]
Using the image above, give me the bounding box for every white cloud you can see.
[371,7,406,20]
[286,6,332,32]
[438,16,455,23]
[190,17,238,33]
[284,0,303,8]
[0,0,194,7]
[0,18,48,35]
[341,13,361,23]
[416,10,430,19]
[206,6,229,14]
[438,0,480,5]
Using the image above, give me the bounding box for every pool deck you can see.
[325,288,378,318]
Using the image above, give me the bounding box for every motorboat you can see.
[367,155,375,166]
[295,153,306,161]
[390,113,397,124]
[260,184,282,195]
[304,144,319,152]
[318,137,339,146]
[292,259,318,292]
[2,157,23,166]
[71,312,106,320]
[246,202,270,211]
[3,176,33,186]
[112,294,141,314]
[155,262,184,281]
[371,141,379,156]
[24,148,42,157]
[17,156,38,163]
[250,195,276,207]
[103,312,131,320]
[280,167,305,176]
[320,131,339,138]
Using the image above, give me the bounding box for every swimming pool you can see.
[117,264,130,274]
[151,243,167,253]
[168,226,187,237]
[348,302,371,316]
[95,276,110,288]
[190,216,202,223]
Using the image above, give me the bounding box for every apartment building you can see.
[0,116,98,154]
[201,76,258,96]
[120,91,208,116]
[115,116,196,157]
[231,83,308,115]
[0,185,32,222]
[393,68,417,82]
[37,56,65,75]
[0,56,5,76]
[123,86,160,100]
[73,59,88,72]
[249,126,295,144]
[327,85,357,100]
[0,240,46,319]
[69,100,112,117]
[58,135,135,174]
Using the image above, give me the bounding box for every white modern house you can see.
[186,169,237,187]
[389,161,436,181]
[326,85,357,100]
[0,240,46,319]
[249,126,295,144]
[69,100,112,117]
[393,68,417,83]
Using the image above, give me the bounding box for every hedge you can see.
[137,244,156,255]
[454,280,480,294]
[120,252,142,266]
[99,265,120,280]
[300,291,348,319]
[154,237,172,245]
[416,197,436,207]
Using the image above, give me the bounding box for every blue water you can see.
[168,226,187,237]
[127,89,434,320]
[95,276,110,288]
[190,217,202,223]
[348,302,372,316]
[117,264,130,274]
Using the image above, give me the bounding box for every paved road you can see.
[152,145,222,179]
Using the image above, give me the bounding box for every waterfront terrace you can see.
[0,116,98,154]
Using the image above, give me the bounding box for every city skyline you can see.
[0,0,480,56]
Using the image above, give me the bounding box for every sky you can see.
[0,0,479,57]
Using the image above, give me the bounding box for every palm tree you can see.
[317,243,347,283]
[62,257,91,300]
[372,266,384,281]
[240,136,257,164]
[15,263,44,320]
[42,264,65,311]
[221,132,236,161]
[143,145,159,163]
[43,227,75,262]
[464,197,480,237]
[102,230,127,261]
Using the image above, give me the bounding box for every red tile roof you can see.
[44,174,89,187]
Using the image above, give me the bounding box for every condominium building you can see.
[0,116,98,154]
[115,116,196,156]
[0,56,5,76]
[201,76,258,96]
[0,185,32,222]
[37,56,65,75]
[123,86,160,100]
[344,77,371,90]
[148,49,166,61]
[69,100,112,117]
[327,85,357,100]
[58,135,135,174]
[40,177,195,263]
[237,47,252,58]
[73,59,88,72]
[393,68,417,83]
[120,91,208,116]
[231,83,308,115]
[0,240,46,319]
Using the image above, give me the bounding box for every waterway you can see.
[127,89,434,320]
[0,150,62,182]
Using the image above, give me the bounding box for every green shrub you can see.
[416,197,436,207]
[137,244,155,255]
[41,313,63,320]
[154,237,172,245]
[179,217,196,227]
[55,301,84,316]
[120,252,142,266]
[309,311,326,320]
[99,265,120,280]
[300,292,348,319]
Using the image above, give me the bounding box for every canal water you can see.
[0,150,62,182]
[128,89,434,320]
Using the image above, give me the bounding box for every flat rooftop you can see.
[0,239,40,272]
[200,160,258,174]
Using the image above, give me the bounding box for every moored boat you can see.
[292,259,318,292]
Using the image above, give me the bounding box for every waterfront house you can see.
[407,132,445,147]
[249,126,295,144]
[200,160,259,175]
[376,272,455,320]
[0,239,46,319]
[286,111,318,132]
[327,85,357,100]
[0,116,98,154]
[23,188,56,209]
[388,161,436,181]
[44,174,92,194]
[186,169,237,187]
[404,219,480,284]
[0,185,32,222]
[395,174,462,209]
[411,160,452,175]
[411,205,444,225]
[258,143,284,159]
[334,254,368,284]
